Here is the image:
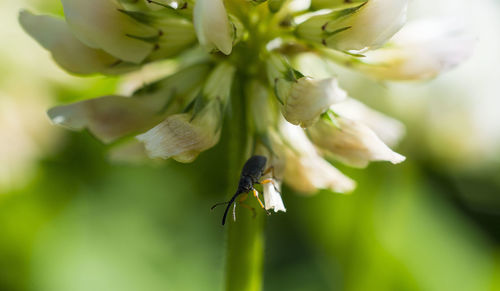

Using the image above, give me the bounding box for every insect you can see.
[211,155,274,225]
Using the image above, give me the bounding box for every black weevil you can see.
[211,155,274,225]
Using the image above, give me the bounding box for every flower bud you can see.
[283,77,347,127]
[193,0,233,55]
[296,0,409,52]
[355,20,476,80]
[267,54,347,127]
[308,115,405,168]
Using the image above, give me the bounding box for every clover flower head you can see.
[20,0,474,205]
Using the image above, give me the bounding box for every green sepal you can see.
[126,33,161,43]
[268,0,285,12]
[321,109,341,129]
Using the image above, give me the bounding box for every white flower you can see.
[308,116,405,168]
[61,0,157,63]
[136,100,222,163]
[47,95,165,143]
[193,0,233,55]
[282,77,347,127]
[331,98,405,147]
[279,122,356,194]
[19,10,137,75]
[297,0,409,52]
[136,62,235,162]
[263,179,286,212]
[356,20,476,80]
[47,64,211,143]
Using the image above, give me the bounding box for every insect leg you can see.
[262,166,274,176]
[252,188,265,209]
[238,194,256,218]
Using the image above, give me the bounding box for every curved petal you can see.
[136,100,222,162]
[279,121,356,194]
[47,95,164,143]
[283,77,347,127]
[331,98,405,146]
[263,179,286,212]
[330,0,409,51]
[284,150,356,194]
[61,0,156,63]
[297,0,409,52]
[19,10,137,75]
[308,116,405,168]
[193,0,232,55]
[358,20,476,80]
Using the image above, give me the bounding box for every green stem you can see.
[224,75,265,291]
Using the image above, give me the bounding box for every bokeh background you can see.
[1,0,499,290]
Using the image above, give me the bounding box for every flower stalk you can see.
[224,76,265,291]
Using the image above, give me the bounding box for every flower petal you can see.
[263,179,286,212]
[284,150,356,194]
[297,0,409,52]
[308,116,405,168]
[357,19,476,80]
[19,10,137,75]
[193,0,233,55]
[283,77,347,127]
[331,0,409,51]
[279,121,356,194]
[61,0,156,63]
[331,98,405,146]
[136,100,222,162]
[47,95,164,143]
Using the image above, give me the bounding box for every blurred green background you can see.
[1,0,499,291]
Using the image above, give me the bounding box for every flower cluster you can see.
[21,0,474,212]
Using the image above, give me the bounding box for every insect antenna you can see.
[210,201,230,210]
[221,192,242,226]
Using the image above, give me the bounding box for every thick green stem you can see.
[224,76,265,291]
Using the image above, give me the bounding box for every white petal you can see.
[332,0,409,52]
[359,19,476,80]
[19,10,137,75]
[297,0,409,52]
[284,77,347,127]
[331,98,405,146]
[47,95,164,143]
[136,101,222,162]
[263,179,286,212]
[280,121,356,194]
[286,0,311,12]
[61,0,156,63]
[308,116,405,168]
[193,0,233,55]
[285,152,356,194]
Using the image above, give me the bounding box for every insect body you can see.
[211,155,270,225]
